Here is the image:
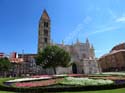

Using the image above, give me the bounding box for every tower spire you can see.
[86,38,90,48]
[76,38,80,43]
[91,44,94,49]
[40,9,50,21]
[86,38,89,44]
[38,10,51,53]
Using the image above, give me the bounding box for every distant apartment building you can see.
[10,52,17,58]
[0,53,4,58]
[18,54,37,62]
[8,52,36,77]
[98,43,125,72]
[9,52,24,63]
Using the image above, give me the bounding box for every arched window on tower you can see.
[44,30,48,36]
[44,22,48,28]
[44,38,48,43]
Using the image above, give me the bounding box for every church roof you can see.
[40,9,50,20]
[100,49,125,59]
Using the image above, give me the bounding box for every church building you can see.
[37,10,100,74]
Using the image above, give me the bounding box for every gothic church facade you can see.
[38,10,99,74]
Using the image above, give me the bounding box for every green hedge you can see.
[1,82,125,92]
[1,77,125,92]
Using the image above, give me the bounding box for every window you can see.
[83,54,86,58]
[44,22,48,27]
[44,30,48,36]
[44,38,48,43]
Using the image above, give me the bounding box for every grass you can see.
[0,78,16,93]
[0,77,16,88]
[0,77,125,93]
[59,88,125,93]
[0,88,125,93]
[0,91,15,93]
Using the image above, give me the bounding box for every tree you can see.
[0,57,11,77]
[36,45,71,74]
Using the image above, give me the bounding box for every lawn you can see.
[60,88,125,93]
[0,91,14,93]
[0,88,125,93]
[0,78,17,93]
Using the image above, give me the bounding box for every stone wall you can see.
[56,66,72,74]
[99,43,125,72]
[83,59,100,74]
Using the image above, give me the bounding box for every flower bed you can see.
[31,75,51,78]
[6,76,52,83]
[52,74,68,78]
[15,78,63,87]
[4,76,115,88]
[96,72,125,76]
[91,76,125,80]
[5,74,125,88]
[1,75,125,92]
[59,77,114,86]
[67,74,86,77]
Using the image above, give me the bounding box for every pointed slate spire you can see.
[72,41,74,45]
[86,38,90,48]
[40,9,50,21]
[76,38,80,43]
[91,44,94,49]
[86,38,89,44]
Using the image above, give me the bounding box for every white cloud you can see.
[95,49,110,53]
[95,49,110,58]
[116,16,125,22]
[87,26,119,36]
[108,9,117,19]
[83,16,92,24]
[93,26,117,33]
[63,23,84,44]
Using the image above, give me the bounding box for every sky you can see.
[0,0,125,57]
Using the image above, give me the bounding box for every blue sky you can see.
[0,0,125,57]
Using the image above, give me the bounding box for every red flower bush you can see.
[15,78,63,88]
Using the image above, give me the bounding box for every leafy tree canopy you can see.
[36,45,71,74]
[0,57,11,72]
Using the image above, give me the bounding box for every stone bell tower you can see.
[38,10,51,53]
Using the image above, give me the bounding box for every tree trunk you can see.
[53,67,56,74]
